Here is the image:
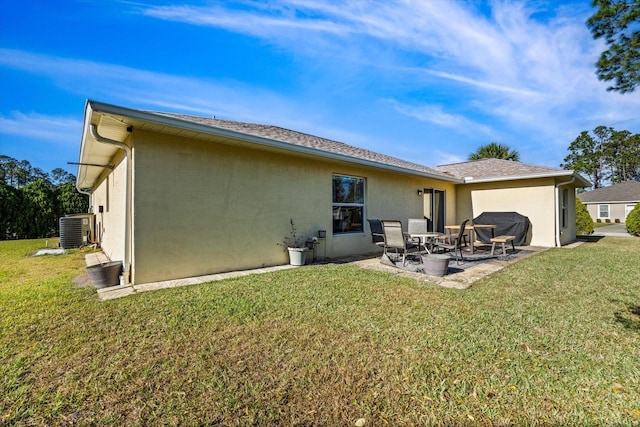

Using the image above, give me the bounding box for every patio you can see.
[351,245,549,289]
[88,241,552,300]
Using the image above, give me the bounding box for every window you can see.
[332,175,365,234]
[598,204,610,219]
[561,188,568,228]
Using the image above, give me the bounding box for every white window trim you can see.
[332,174,366,235]
[598,204,610,219]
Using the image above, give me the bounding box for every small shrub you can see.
[626,204,640,236]
[575,199,594,235]
[597,218,602,223]
[615,218,620,223]
[605,218,611,223]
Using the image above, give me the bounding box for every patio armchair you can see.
[367,219,385,248]
[381,220,421,266]
[434,219,469,264]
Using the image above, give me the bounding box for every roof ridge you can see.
[152,110,452,180]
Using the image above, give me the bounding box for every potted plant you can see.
[279,218,308,266]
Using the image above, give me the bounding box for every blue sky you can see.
[1,0,639,176]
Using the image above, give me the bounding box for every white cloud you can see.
[386,99,496,138]
[134,0,640,145]
[3,1,639,170]
[0,48,302,126]
[0,111,81,145]
[141,3,350,36]
[0,48,377,154]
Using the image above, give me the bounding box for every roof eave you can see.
[76,101,99,191]
[580,199,640,204]
[82,100,462,184]
[463,171,591,187]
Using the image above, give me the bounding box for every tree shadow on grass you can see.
[614,304,640,332]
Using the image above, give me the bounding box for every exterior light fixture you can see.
[417,189,423,196]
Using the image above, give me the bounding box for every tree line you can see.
[561,126,640,189]
[0,155,88,240]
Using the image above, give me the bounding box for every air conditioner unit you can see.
[59,214,95,249]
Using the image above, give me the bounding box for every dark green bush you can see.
[615,218,620,223]
[626,204,640,236]
[597,218,602,223]
[575,199,594,235]
[605,218,611,223]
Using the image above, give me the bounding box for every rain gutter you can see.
[462,171,576,184]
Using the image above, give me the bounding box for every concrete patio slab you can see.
[352,246,548,289]
[83,244,552,300]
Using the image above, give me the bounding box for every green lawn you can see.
[1,238,639,426]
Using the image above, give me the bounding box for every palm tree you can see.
[468,142,520,161]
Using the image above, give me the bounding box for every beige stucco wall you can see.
[454,178,563,247]
[89,150,128,263]
[130,130,457,284]
[585,202,636,223]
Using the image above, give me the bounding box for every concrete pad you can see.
[84,252,110,267]
[563,241,586,249]
[132,264,297,295]
[97,284,136,300]
[352,246,548,290]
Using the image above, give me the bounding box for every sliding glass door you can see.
[423,189,445,233]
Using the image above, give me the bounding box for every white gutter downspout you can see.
[555,176,575,247]
[76,185,92,203]
[90,124,133,284]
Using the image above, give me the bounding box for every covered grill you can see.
[473,212,530,246]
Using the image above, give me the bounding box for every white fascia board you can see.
[581,199,640,204]
[86,100,462,183]
[464,171,590,187]
[75,101,96,190]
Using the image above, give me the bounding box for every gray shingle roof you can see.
[578,181,640,203]
[155,112,453,180]
[434,158,571,180]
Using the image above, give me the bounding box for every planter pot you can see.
[86,261,122,288]
[422,254,451,277]
[287,247,308,266]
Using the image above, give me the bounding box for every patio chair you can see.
[408,218,429,235]
[381,220,421,266]
[434,219,469,265]
[367,219,385,248]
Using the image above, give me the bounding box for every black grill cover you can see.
[473,212,530,246]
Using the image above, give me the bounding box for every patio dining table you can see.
[443,224,497,254]
[408,232,442,254]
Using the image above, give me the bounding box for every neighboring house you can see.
[76,100,589,285]
[577,181,640,223]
